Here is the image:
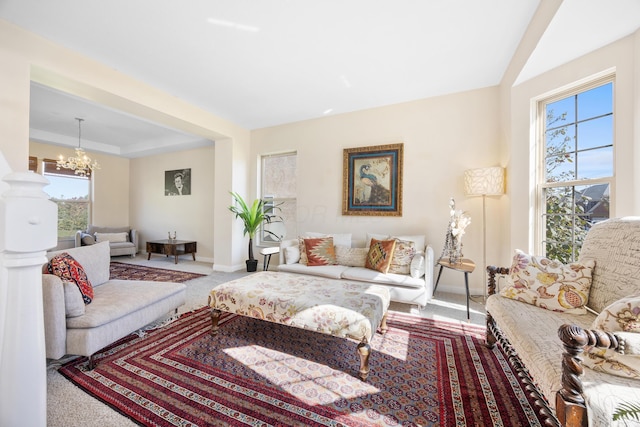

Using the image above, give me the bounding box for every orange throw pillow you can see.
[365,238,397,273]
[304,237,337,266]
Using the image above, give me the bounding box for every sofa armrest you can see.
[424,245,435,297]
[74,230,83,248]
[42,274,67,359]
[555,324,622,427]
[130,229,139,253]
[487,265,510,296]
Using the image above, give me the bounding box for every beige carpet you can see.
[47,254,486,427]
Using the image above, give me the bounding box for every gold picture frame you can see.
[342,143,403,216]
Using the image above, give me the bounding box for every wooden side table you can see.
[146,239,197,264]
[433,258,476,320]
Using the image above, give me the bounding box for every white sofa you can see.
[277,233,434,307]
[43,241,186,367]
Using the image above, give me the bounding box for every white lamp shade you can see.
[464,167,505,196]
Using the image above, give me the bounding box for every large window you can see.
[43,159,91,239]
[260,152,297,245]
[537,78,614,263]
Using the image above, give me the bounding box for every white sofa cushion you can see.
[283,246,300,264]
[341,267,425,289]
[277,263,349,279]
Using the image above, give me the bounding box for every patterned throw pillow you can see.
[304,237,337,266]
[583,295,640,379]
[499,249,595,314]
[48,253,94,304]
[298,237,309,265]
[388,239,416,274]
[335,245,367,267]
[365,238,397,273]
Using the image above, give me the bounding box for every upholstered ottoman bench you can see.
[208,271,390,380]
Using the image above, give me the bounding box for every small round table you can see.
[433,258,476,320]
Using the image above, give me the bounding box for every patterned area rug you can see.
[59,308,546,426]
[109,262,205,283]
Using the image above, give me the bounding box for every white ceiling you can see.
[1,0,639,158]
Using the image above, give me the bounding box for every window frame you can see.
[258,151,297,247]
[534,74,615,261]
[42,158,92,240]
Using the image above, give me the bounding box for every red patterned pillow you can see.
[303,237,337,266]
[48,253,94,304]
[365,238,397,273]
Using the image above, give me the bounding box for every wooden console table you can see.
[146,239,197,264]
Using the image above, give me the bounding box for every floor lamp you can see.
[463,166,505,304]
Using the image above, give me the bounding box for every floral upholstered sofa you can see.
[486,217,640,427]
[277,232,434,307]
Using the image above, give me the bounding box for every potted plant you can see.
[228,191,282,272]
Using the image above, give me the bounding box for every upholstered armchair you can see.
[75,225,138,257]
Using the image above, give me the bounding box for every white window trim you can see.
[533,72,615,258]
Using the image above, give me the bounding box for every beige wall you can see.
[252,87,503,295]
[0,19,252,270]
[130,146,215,261]
[509,33,640,256]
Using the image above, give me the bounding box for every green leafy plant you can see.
[613,402,640,422]
[228,192,282,264]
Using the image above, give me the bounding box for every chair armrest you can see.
[487,265,509,296]
[130,229,139,252]
[42,274,67,359]
[74,230,83,248]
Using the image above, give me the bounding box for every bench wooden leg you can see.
[379,311,388,334]
[210,308,221,336]
[357,337,370,381]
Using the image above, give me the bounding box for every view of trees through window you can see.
[43,160,90,239]
[260,152,297,245]
[541,80,613,263]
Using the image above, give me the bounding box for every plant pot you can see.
[246,259,258,272]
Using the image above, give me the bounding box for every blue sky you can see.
[44,174,89,200]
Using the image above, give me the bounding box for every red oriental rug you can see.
[109,262,205,283]
[59,307,547,426]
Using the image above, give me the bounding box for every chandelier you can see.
[57,118,100,177]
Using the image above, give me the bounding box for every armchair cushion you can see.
[81,233,96,245]
[95,232,128,243]
[583,295,640,379]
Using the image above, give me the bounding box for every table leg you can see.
[464,272,470,321]
[433,265,444,296]
[147,252,151,260]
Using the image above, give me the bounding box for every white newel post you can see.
[0,171,57,427]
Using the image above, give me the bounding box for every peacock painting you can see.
[342,143,403,216]
[354,160,391,205]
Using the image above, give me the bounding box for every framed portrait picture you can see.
[165,168,191,196]
[342,143,403,216]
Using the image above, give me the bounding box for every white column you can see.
[0,171,57,427]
